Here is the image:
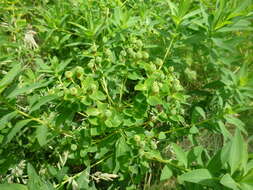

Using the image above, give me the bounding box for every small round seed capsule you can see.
[65,71,73,79]
[151,141,157,150]
[155,58,163,66]
[142,51,149,59]
[96,56,102,64]
[136,40,143,48]
[136,51,143,59]
[105,48,112,57]
[90,83,97,91]
[169,66,174,72]
[171,109,177,115]
[105,109,112,118]
[150,63,157,71]
[88,59,95,68]
[132,37,137,44]
[70,87,78,96]
[152,81,160,93]
[91,44,97,53]
[71,144,77,151]
[75,66,84,78]
[120,50,127,57]
[134,135,141,142]
[140,141,145,148]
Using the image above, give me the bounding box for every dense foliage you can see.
[1,0,253,189]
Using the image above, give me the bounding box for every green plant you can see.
[0,0,253,189]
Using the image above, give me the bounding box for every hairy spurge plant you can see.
[0,0,253,189]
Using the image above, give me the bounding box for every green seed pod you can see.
[71,144,77,151]
[185,68,197,80]
[150,63,157,71]
[155,58,163,66]
[151,141,157,150]
[158,82,163,88]
[105,48,112,57]
[120,50,127,57]
[91,44,97,53]
[174,79,180,86]
[102,36,108,43]
[96,56,102,64]
[168,66,174,72]
[159,73,165,80]
[127,48,135,58]
[140,141,145,148]
[136,39,143,48]
[88,59,95,68]
[75,66,84,78]
[134,135,141,142]
[70,87,78,96]
[136,51,143,59]
[90,83,97,91]
[171,109,177,115]
[132,37,137,44]
[142,51,149,59]
[65,71,73,79]
[152,81,160,94]
[105,109,112,118]
[48,89,55,94]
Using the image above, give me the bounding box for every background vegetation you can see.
[0,0,253,189]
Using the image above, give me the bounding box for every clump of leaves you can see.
[0,0,253,189]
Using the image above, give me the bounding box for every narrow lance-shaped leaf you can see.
[0,62,21,93]
[36,125,48,146]
[3,119,31,145]
[178,169,215,187]
[229,129,245,175]
[30,94,58,113]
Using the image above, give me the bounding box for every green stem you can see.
[101,77,114,105]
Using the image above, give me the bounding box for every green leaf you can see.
[217,120,232,141]
[76,167,90,189]
[147,96,162,106]
[225,115,247,134]
[0,111,18,130]
[158,132,166,140]
[3,119,31,145]
[0,62,21,93]
[0,184,27,190]
[55,58,72,73]
[36,125,48,146]
[207,150,223,174]
[195,106,206,119]
[89,90,106,101]
[238,183,253,190]
[30,94,58,113]
[178,169,214,186]
[160,165,173,181]
[171,143,187,167]
[27,163,54,190]
[220,174,239,190]
[229,129,245,175]
[240,169,253,185]
[7,80,53,99]
[86,107,100,116]
[134,83,147,91]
